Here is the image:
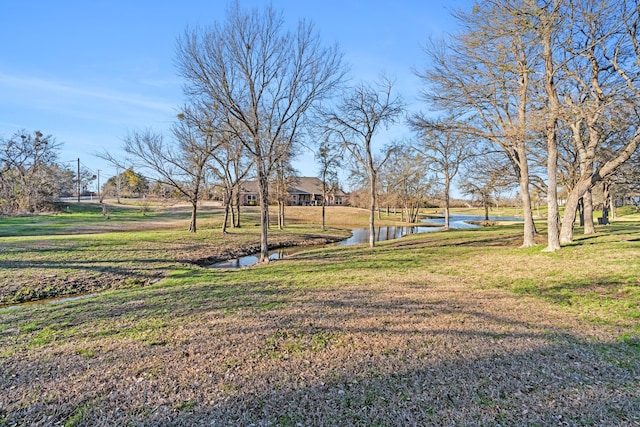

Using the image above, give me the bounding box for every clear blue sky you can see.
[0,0,473,189]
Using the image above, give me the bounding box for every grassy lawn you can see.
[0,202,638,425]
[0,201,352,305]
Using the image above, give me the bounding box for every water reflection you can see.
[210,225,440,268]
[209,215,522,269]
[424,214,521,230]
[337,225,439,246]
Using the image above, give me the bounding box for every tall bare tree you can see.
[380,142,433,223]
[322,76,405,247]
[556,0,640,244]
[104,104,222,233]
[409,118,474,229]
[176,3,344,262]
[209,128,252,234]
[418,2,539,247]
[272,154,297,230]
[534,0,565,251]
[316,140,342,231]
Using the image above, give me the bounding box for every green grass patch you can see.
[64,401,92,427]
[1,205,638,357]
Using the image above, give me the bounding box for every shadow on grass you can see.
[2,278,639,425]
[165,340,639,426]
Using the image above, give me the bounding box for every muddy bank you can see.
[189,235,345,267]
[0,271,165,307]
[0,234,345,307]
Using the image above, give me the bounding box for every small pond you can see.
[210,215,522,268]
[424,214,522,230]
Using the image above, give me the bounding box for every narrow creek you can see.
[211,224,440,268]
[209,214,522,269]
[1,215,521,308]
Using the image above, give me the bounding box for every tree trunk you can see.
[444,175,451,230]
[188,200,197,233]
[559,179,591,244]
[321,202,326,231]
[369,170,377,248]
[222,202,231,234]
[578,197,585,227]
[222,199,230,234]
[516,146,536,248]
[278,201,285,230]
[234,190,241,228]
[541,13,561,253]
[257,166,270,263]
[231,186,242,228]
[600,181,610,224]
[544,135,561,251]
[583,189,595,234]
[603,182,614,220]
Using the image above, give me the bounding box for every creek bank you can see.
[210,215,524,269]
[191,234,347,267]
[0,233,345,308]
[0,272,164,308]
[210,224,444,268]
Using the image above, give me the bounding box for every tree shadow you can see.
[3,280,638,425]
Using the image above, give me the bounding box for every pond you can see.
[209,214,522,268]
[424,214,522,230]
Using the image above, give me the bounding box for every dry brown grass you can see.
[2,261,639,425]
[0,205,638,425]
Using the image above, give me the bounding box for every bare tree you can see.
[323,76,405,247]
[418,2,540,247]
[409,118,474,229]
[535,0,565,251]
[176,3,344,263]
[460,152,516,221]
[607,149,640,216]
[103,104,222,233]
[316,140,342,231]
[272,154,297,230]
[380,142,433,223]
[209,129,252,234]
[556,0,640,244]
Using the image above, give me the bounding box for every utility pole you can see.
[97,169,101,201]
[77,158,81,203]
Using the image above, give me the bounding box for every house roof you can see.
[290,177,347,196]
[240,177,347,196]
